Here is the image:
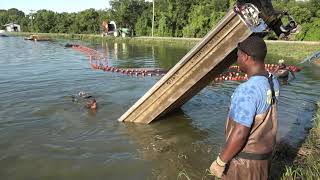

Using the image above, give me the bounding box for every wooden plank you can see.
[119,9,257,124]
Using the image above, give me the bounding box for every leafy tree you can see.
[309,0,320,15]
[67,13,79,33]
[296,17,320,41]
[153,0,195,37]
[7,8,25,23]
[289,6,312,24]
[52,13,74,33]
[0,10,9,27]
[0,8,27,30]
[156,14,171,36]
[182,0,228,38]
[75,9,100,34]
[135,5,152,36]
[33,10,56,33]
[110,0,146,33]
[182,4,211,37]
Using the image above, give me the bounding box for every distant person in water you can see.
[86,99,97,110]
[71,91,97,110]
[65,43,79,48]
[273,59,295,81]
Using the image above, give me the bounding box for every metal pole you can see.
[30,10,34,32]
[152,0,154,37]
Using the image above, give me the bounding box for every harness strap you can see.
[267,73,276,104]
[236,151,273,160]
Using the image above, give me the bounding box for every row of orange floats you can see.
[72,45,167,77]
[214,64,301,82]
[214,72,248,82]
[70,44,301,82]
[229,64,301,72]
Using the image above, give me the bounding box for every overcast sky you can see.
[1,0,110,14]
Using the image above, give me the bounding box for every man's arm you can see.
[209,122,250,178]
[219,122,250,162]
[210,84,254,178]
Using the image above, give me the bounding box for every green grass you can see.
[279,101,320,180]
[8,32,197,48]
[266,42,320,64]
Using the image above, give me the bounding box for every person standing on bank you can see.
[209,36,280,179]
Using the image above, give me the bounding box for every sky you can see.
[1,0,110,14]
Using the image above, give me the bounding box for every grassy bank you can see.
[9,32,320,64]
[271,101,320,180]
[279,101,320,180]
[8,32,199,47]
[266,42,320,64]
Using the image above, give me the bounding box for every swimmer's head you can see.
[87,99,97,110]
[278,59,286,68]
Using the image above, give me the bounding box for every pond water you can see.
[0,37,319,179]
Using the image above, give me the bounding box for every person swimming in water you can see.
[86,98,97,110]
[273,59,296,81]
[71,91,97,110]
[65,43,79,48]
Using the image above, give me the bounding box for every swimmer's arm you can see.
[273,66,280,73]
[289,69,296,79]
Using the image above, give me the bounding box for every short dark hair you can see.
[89,99,96,103]
[237,36,267,62]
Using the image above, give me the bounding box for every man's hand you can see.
[209,156,226,178]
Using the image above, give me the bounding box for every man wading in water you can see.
[209,36,280,179]
[273,59,296,82]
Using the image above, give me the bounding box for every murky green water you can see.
[0,37,319,179]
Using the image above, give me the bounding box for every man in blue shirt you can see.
[210,36,280,179]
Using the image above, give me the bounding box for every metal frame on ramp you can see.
[119,5,267,124]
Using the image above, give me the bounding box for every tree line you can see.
[0,0,319,40]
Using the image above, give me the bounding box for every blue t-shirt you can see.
[229,74,280,127]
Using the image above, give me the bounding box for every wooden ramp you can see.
[119,6,267,124]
